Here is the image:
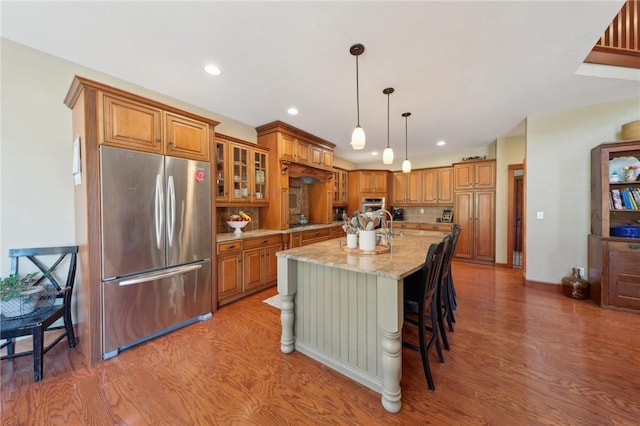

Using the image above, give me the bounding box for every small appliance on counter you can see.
[334,208,346,221]
[298,215,308,225]
[391,207,404,221]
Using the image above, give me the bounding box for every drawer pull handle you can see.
[629,244,640,250]
[227,244,236,249]
[262,239,268,243]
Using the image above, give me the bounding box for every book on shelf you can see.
[611,189,623,210]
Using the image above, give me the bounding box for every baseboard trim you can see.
[525,279,562,293]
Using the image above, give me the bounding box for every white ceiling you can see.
[2,1,638,165]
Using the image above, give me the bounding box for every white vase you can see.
[358,230,376,251]
[346,233,358,248]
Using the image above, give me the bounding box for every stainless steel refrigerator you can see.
[100,146,212,359]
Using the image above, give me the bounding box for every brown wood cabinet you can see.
[453,159,496,264]
[217,234,282,306]
[422,167,453,205]
[256,121,335,229]
[64,76,219,365]
[395,222,454,232]
[453,160,496,191]
[454,190,495,263]
[392,171,421,205]
[359,170,389,193]
[333,168,348,206]
[103,93,210,161]
[588,140,640,313]
[214,134,269,206]
[216,241,243,301]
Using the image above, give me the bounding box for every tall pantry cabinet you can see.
[588,140,640,313]
[453,160,496,263]
[64,76,219,365]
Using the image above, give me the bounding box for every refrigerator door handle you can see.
[167,175,176,246]
[155,174,164,250]
[119,263,203,286]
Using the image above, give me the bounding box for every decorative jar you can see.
[561,268,590,300]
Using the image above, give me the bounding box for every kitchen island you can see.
[276,230,447,413]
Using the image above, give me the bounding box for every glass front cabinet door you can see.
[253,149,269,203]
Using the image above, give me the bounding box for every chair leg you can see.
[6,338,16,356]
[418,316,435,391]
[32,328,44,382]
[64,309,77,348]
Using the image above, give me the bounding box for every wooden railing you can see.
[584,0,640,68]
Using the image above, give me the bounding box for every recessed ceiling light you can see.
[437,140,446,146]
[287,107,298,115]
[204,64,222,76]
[371,151,379,156]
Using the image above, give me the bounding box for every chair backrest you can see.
[440,230,458,283]
[449,224,461,257]
[418,239,447,310]
[9,246,79,305]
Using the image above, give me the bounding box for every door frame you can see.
[507,163,524,269]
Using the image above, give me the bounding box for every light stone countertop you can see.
[276,229,447,280]
[216,222,344,243]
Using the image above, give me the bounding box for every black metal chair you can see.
[402,238,447,391]
[1,246,78,382]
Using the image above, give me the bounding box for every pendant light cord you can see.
[405,115,408,160]
[355,55,360,127]
[386,93,390,149]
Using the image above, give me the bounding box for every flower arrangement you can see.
[624,165,638,182]
[0,272,40,302]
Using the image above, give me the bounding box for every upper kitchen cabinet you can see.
[257,121,335,171]
[102,92,211,162]
[333,168,349,206]
[392,171,421,205]
[422,167,454,205]
[215,133,269,206]
[257,121,336,229]
[453,160,496,190]
[352,170,389,194]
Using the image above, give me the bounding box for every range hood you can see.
[286,162,328,184]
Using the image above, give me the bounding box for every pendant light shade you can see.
[402,112,412,173]
[382,87,394,165]
[350,44,366,150]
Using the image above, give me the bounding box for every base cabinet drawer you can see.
[608,241,640,310]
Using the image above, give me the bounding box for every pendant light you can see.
[350,44,366,150]
[402,112,412,173]
[382,87,394,165]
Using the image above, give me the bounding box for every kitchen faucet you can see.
[376,209,394,240]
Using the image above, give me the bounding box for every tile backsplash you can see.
[401,206,454,223]
[216,206,260,234]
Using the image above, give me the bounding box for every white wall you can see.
[495,135,526,264]
[0,39,255,275]
[526,97,639,284]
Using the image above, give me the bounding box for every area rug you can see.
[263,294,282,309]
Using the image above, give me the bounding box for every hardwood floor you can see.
[2,262,640,425]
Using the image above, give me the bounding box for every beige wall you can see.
[526,97,639,285]
[357,144,495,170]
[0,38,255,275]
[495,135,526,264]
